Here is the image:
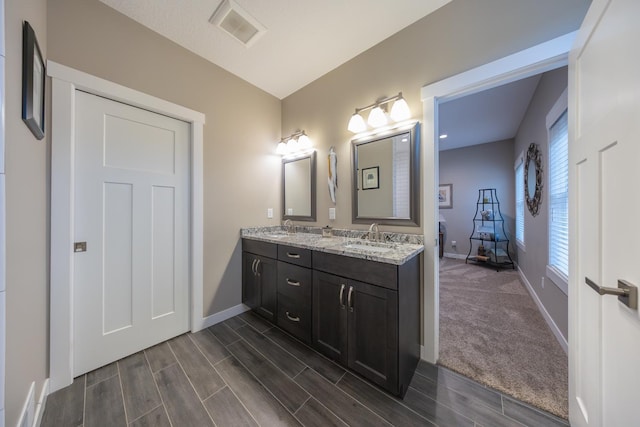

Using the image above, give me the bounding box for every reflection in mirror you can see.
[352,122,420,226]
[283,151,316,221]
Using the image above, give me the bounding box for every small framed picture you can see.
[22,21,46,140]
[439,184,453,209]
[362,166,379,190]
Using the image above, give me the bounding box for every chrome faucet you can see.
[283,219,295,234]
[368,223,380,242]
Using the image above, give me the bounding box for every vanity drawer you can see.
[278,244,312,268]
[242,238,277,259]
[313,251,398,290]
[277,261,312,301]
[277,293,311,344]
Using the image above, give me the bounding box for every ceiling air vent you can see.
[210,0,266,47]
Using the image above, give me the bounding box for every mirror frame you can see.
[524,142,543,217]
[351,121,420,226]
[282,151,317,221]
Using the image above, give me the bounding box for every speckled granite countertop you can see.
[241,226,424,265]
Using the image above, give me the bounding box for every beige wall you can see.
[5,0,49,425]
[47,0,282,319]
[514,67,569,338]
[439,139,516,259]
[281,0,589,234]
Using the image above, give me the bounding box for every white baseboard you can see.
[443,252,467,260]
[17,382,34,427]
[34,379,49,427]
[17,379,49,427]
[517,267,568,354]
[195,303,250,331]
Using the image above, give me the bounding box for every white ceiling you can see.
[99,0,451,99]
[438,74,543,151]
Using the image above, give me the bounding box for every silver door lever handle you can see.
[585,277,637,309]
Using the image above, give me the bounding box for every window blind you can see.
[548,109,569,278]
[515,161,524,245]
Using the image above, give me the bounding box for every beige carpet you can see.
[438,257,568,419]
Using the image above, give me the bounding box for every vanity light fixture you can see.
[277,130,312,156]
[347,92,411,133]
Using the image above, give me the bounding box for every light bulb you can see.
[286,138,298,152]
[276,141,287,155]
[390,97,411,122]
[348,113,367,133]
[298,134,311,149]
[367,106,388,128]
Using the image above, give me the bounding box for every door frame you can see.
[419,32,575,362]
[48,61,205,392]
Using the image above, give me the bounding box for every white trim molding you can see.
[420,32,575,363]
[443,252,467,260]
[199,304,251,330]
[518,267,568,354]
[48,61,205,392]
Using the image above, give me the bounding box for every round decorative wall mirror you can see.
[524,143,543,216]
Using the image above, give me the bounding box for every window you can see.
[547,89,569,287]
[515,153,525,247]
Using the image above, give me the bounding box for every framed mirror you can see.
[524,142,543,216]
[283,151,316,221]
[352,121,420,226]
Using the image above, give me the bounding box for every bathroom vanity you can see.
[241,228,423,397]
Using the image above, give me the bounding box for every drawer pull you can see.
[286,252,301,259]
[286,312,300,322]
[286,279,301,287]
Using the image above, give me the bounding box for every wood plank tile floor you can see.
[41,311,569,427]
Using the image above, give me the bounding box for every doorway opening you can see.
[420,32,575,419]
[436,69,568,418]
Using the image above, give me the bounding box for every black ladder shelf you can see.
[465,188,515,271]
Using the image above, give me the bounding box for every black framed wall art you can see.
[22,21,45,140]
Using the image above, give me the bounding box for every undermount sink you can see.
[265,233,288,239]
[343,241,396,254]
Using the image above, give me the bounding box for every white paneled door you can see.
[570,0,640,425]
[73,91,190,376]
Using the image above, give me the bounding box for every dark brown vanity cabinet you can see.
[312,252,420,397]
[242,240,277,322]
[242,237,421,397]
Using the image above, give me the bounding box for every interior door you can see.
[570,0,640,425]
[73,91,190,376]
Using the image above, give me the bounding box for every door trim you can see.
[48,61,205,392]
[419,32,575,362]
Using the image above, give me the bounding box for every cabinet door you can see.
[347,280,398,393]
[312,271,347,365]
[242,252,259,309]
[255,255,277,323]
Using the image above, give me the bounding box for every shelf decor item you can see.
[466,188,515,271]
[22,21,46,140]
